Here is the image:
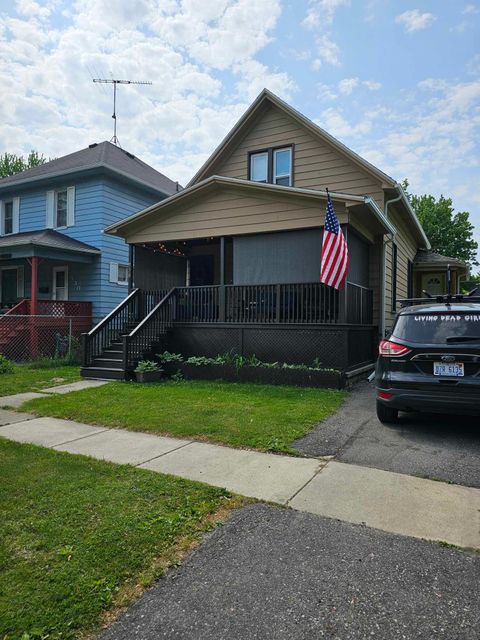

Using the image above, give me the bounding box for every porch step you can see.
[81,367,125,381]
[92,358,124,368]
[101,349,124,360]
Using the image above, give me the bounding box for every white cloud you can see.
[395,9,436,33]
[0,0,294,185]
[462,4,479,15]
[313,34,341,68]
[302,0,350,29]
[363,80,381,91]
[338,77,359,95]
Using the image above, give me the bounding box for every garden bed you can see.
[166,362,345,389]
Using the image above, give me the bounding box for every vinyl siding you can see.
[207,103,385,208]
[384,204,418,330]
[2,176,161,321]
[127,186,348,244]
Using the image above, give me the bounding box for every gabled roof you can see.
[0,141,180,196]
[105,174,396,238]
[0,229,100,255]
[188,89,397,188]
[414,249,466,268]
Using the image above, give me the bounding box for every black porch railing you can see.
[82,281,373,371]
[175,282,342,324]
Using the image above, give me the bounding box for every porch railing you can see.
[345,283,373,325]
[123,289,176,369]
[175,282,347,324]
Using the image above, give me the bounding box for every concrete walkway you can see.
[1,410,479,550]
[0,379,109,408]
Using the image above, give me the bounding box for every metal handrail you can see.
[87,288,139,336]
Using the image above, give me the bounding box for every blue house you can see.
[0,141,179,324]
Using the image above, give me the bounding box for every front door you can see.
[1,268,17,307]
[421,273,445,296]
[190,255,214,286]
[52,266,69,300]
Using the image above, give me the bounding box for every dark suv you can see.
[375,297,480,423]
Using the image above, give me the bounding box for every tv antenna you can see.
[93,78,152,145]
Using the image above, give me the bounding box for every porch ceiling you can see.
[0,229,100,263]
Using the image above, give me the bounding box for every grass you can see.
[0,439,240,640]
[0,364,80,397]
[22,380,345,454]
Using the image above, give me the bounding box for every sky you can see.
[0,0,479,258]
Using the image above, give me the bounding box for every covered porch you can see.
[0,230,97,361]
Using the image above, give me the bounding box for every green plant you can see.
[156,351,184,364]
[0,354,14,375]
[171,369,185,382]
[134,360,161,373]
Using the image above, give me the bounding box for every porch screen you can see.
[347,230,369,287]
[233,229,323,285]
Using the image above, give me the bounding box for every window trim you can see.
[248,144,294,186]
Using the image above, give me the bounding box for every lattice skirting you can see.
[168,323,378,370]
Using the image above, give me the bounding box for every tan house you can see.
[81,89,432,380]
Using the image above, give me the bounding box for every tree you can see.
[0,151,47,178]
[401,179,478,266]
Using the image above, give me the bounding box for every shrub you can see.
[135,360,161,373]
[0,354,14,375]
[156,351,184,364]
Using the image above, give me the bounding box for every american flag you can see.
[320,193,349,290]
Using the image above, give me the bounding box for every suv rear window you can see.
[392,311,480,344]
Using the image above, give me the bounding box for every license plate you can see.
[433,362,464,377]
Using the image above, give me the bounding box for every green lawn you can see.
[0,364,80,397]
[22,380,345,453]
[0,439,238,640]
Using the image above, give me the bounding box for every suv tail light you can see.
[379,339,411,357]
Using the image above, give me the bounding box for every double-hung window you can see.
[4,201,13,235]
[1,198,19,236]
[249,145,293,187]
[46,187,75,229]
[55,190,68,228]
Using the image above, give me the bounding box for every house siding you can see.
[206,103,385,208]
[2,175,162,321]
[127,186,348,244]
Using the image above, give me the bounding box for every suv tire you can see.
[376,400,399,424]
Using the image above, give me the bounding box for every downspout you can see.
[380,193,402,337]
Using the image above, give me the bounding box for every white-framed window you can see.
[273,147,292,186]
[0,197,20,236]
[109,262,130,285]
[249,145,293,186]
[250,152,268,183]
[55,190,68,228]
[46,186,75,229]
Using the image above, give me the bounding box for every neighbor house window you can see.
[55,190,68,228]
[46,187,75,229]
[249,145,293,187]
[3,201,13,235]
[109,262,130,285]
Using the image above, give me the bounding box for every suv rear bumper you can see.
[376,386,480,415]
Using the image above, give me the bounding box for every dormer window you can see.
[249,145,293,187]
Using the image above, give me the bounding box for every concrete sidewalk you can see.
[1,410,479,550]
[0,379,109,408]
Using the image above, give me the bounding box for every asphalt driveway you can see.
[293,382,480,488]
[101,504,480,640]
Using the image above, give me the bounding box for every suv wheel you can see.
[376,400,399,424]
